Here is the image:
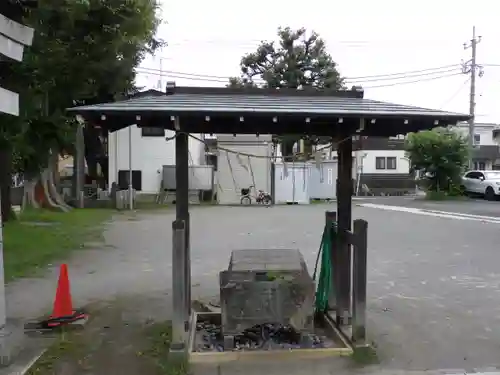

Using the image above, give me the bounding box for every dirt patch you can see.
[27,298,187,375]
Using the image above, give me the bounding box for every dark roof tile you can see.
[69,92,469,120]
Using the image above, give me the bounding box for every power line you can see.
[163,38,461,49]
[136,63,461,82]
[362,73,463,89]
[135,67,463,89]
[340,64,460,80]
[438,78,470,109]
[135,66,463,89]
[351,68,460,83]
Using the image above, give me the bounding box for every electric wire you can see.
[362,72,463,89]
[136,69,463,89]
[163,38,458,49]
[438,77,470,109]
[136,63,460,81]
[135,64,462,84]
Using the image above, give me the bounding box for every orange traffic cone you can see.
[24,264,87,330]
[50,264,75,320]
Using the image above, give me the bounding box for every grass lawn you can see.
[3,208,114,282]
[26,301,185,375]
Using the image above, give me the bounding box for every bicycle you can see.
[240,185,272,205]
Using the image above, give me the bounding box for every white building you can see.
[215,134,272,204]
[355,149,410,175]
[107,125,205,194]
[453,122,500,170]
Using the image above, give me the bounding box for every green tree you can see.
[228,27,344,160]
[405,128,469,194]
[0,0,162,218]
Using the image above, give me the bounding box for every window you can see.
[375,157,386,170]
[465,172,479,179]
[118,170,142,191]
[387,157,397,170]
[474,134,481,145]
[473,161,486,170]
[141,127,165,137]
[376,156,397,170]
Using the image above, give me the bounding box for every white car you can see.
[461,170,500,200]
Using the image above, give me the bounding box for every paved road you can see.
[6,204,500,373]
[358,196,500,218]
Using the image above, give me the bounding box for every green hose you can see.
[313,222,336,313]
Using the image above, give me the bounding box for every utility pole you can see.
[462,26,483,168]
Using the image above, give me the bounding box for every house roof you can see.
[67,86,471,136]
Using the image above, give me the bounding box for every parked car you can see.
[461,170,500,200]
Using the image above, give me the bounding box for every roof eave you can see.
[66,106,470,122]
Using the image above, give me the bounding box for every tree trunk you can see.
[84,125,103,185]
[0,146,14,222]
[21,171,38,210]
[47,150,71,212]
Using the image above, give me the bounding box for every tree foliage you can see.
[228,27,344,160]
[0,0,162,173]
[0,0,162,218]
[405,128,469,193]
[229,27,344,90]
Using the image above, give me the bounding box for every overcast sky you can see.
[135,0,498,123]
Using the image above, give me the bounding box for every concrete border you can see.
[188,311,353,364]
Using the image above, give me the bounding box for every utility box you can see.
[219,249,315,340]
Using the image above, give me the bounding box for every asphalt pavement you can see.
[357,196,500,218]
[5,203,500,374]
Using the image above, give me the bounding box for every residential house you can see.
[351,135,414,194]
[107,124,205,194]
[454,122,500,170]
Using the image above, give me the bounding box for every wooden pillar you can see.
[171,219,187,346]
[336,131,353,325]
[352,219,368,345]
[175,123,191,318]
[75,123,85,208]
[325,211,337,311]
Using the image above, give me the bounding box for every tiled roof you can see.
[69,91,469,121]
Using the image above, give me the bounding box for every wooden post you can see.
[325,211,337,312]
[171,219,187,346]
[175,123,191,317]
[75,123,85,208]
[336,132,353,326]
[352,219,368,345]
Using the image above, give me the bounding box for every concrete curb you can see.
[0,346,47,375]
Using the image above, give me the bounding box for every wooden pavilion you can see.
[68,84,470,351]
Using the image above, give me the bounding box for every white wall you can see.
[454,122,497,146]
[108,125,204,194]
[357,150,409,174]
[216,136,272,205]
